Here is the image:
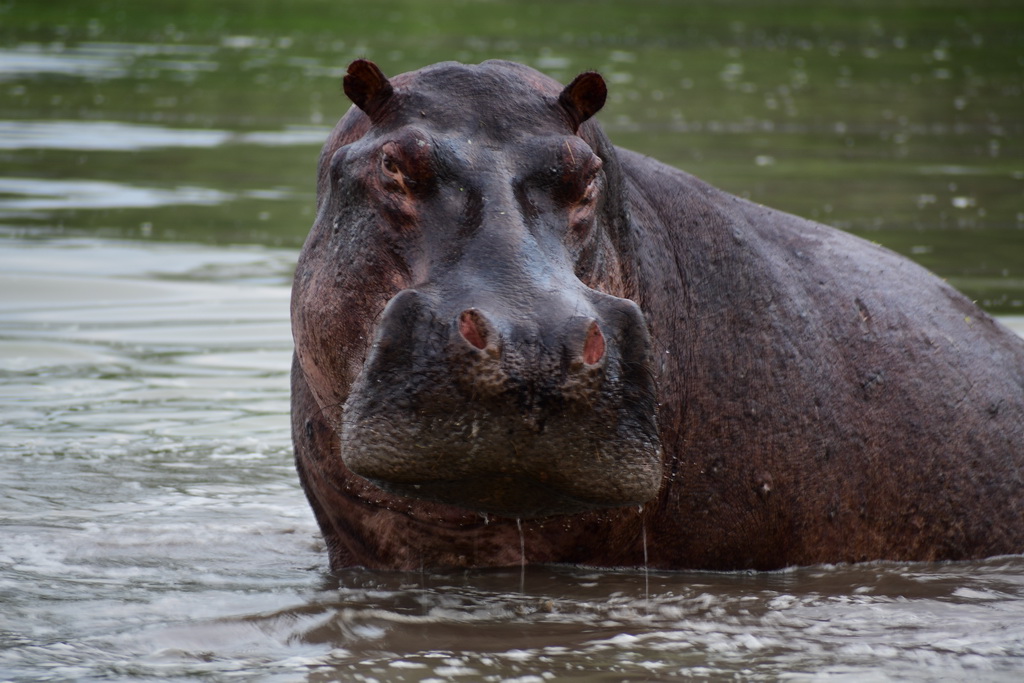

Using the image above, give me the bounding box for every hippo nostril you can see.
[583,320,606,365]
[458,309,490,350]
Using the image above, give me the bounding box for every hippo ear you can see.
[343,59,394,122]
[558,71,607,131]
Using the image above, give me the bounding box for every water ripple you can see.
[0,120,329,151]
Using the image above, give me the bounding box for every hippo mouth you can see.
[340,405,663,518]
[363,473,630,519]
[334,278,662,519]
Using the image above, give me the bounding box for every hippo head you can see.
[292,60,661,518]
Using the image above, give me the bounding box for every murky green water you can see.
[3,0,1022,309]
[2,1,1024,680]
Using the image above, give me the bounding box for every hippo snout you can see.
[339,287,663,518]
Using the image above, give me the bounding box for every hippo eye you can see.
[574,162,603,202]
[552,161,600,205]
[379,140,409,181]
[566,163,602,243]
[381,152,402,179]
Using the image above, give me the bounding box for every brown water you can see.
[3,0,1024,680]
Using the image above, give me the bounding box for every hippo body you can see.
[291,59,1024,571]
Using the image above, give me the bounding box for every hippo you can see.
[291,59,1024,571]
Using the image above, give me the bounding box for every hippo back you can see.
[618,147,1024,567]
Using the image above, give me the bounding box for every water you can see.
[3,197,1024,683]
[3,1,1024,679]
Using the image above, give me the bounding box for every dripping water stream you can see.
[516,517,525,593]
[642,516,649,605]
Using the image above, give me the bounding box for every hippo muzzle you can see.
[340,282,662,518]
